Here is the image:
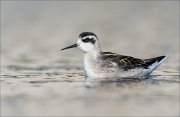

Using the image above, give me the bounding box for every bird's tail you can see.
[143,56,167,71]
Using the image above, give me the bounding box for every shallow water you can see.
[1,63,179,116]
[1,1,179,116]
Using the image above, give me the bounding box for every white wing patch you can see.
[110,61,118,67]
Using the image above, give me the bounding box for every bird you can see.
[61,32,166,78]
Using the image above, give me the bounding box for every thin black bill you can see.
[61,43,78,51]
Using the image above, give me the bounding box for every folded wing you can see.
[102,52,148,70]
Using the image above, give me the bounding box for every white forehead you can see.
[82,35,96,40]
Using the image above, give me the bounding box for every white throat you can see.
[84,48,102,77]
[84,44,102,59]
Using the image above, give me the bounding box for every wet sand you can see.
[1,1,179,116]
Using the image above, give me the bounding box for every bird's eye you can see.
[82,38,90,43]
[82,37,96,44]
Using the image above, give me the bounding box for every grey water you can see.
[1,1,179,116]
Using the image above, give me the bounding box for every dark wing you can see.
[102,52,148,70]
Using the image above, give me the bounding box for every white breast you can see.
[84,55,98,77]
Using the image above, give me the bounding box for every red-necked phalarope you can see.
[61,32,166,78]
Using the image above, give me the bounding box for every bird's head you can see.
[61,32,101,53]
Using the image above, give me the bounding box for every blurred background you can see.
[1,1,179,116]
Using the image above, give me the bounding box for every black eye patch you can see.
[82,38,96,44]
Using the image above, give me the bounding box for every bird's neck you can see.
[85,48,102,61]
